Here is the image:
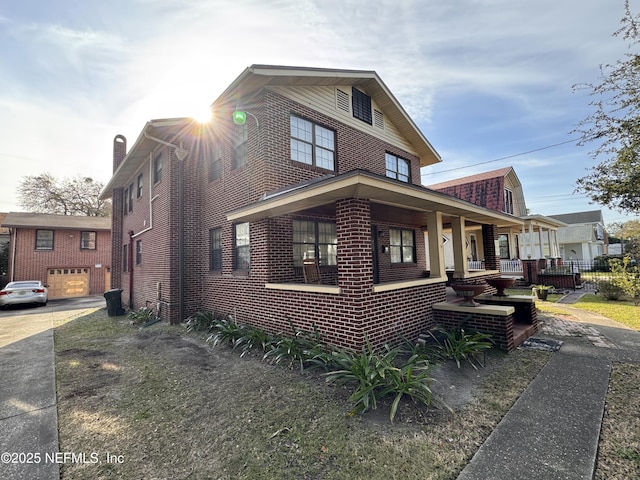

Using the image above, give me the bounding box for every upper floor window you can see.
[209,143,223,182]
[36,230,54,250]
[137,174,143,198]
[209,228,222,271]
[352,87,372,125]
[127,183,134,212]
[136,240,142,265]
[290,115,335,170]
[292,220,337,267]
[234,222,250,270]
[385,153,410,183]
[389,228,415,263]
[80,231,96,250]
[504,188,514,215]
[232,124,248,169]
[153,154,163,184]
[123,244,129,272]
[123,186,129,215]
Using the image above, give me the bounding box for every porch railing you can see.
[500,259,522,273]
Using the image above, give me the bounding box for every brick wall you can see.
[434,308,515,351]
[12,227,111,295]
[111,88,451,348]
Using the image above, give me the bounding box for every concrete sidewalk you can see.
[457,299,640,480]
[0,298,105,480]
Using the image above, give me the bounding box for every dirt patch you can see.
[55,310,551,480]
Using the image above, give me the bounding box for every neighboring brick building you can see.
[1,212,111,298]
[101,65,523,350]
[428,167,566,279]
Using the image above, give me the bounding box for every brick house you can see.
[1,212,111,298]
[428,167,566,281]
[100,65,525,350]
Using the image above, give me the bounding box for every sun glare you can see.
[192,105,213,123]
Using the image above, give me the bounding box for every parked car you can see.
[0,281,48,308]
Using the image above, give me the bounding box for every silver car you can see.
[0,281,49,308]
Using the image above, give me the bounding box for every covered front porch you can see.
[226,170,524,350]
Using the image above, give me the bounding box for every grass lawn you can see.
[573,294,640,330]
[54,309,550,480]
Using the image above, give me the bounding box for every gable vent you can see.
[335,88,350,114]
[373,109,384,130]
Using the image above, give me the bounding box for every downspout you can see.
[132,152,159,239]
[178,141,185,323]
[9,228,16,282]
[128,230,134,309]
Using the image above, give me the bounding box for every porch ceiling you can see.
[227,170,524,228]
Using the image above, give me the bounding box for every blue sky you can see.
[1,0,638,227]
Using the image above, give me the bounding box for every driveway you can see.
[0,296,105,480]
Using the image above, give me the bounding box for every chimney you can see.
[113,135,127,172]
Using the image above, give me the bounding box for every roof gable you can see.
[1,212,111,230]
[213,65,441,167]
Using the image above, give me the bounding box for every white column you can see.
[451,216,468,279]
[537,227,545,259]
[426,211,445,279]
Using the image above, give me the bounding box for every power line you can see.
[421,138,580,176]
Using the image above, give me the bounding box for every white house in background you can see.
[427,167,564,278]
[547,210,608,263]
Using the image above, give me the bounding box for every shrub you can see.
[325,341,434,422]
[206,315,246,348]
[128,306,158,325]
[427,326,493,369]
[185,311,219,332]
[609,257,640,306]
[263,322,330,371]
[597,280,626,301]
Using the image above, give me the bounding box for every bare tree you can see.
[18,173,111,217]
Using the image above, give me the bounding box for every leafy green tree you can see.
[0,242,9,276]
[610,257,640,306]
[608,220,640,259]
[573,1,640,215]
[18,173,110,217]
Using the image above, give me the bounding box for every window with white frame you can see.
[389,228,415,263]
[504,188,514,214]
[234,223,250,270]
[385,153,410,182]
[232,123,248,169]
[35,230,54,250]
[498,234,510,259]
[290,115,335,170]
[81,231,97,250]
[292,220,337,267]
[137,174,143,198]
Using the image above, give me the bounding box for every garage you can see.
[47,268,90,299]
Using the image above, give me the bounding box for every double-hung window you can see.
[233,124,248,169]
[385,153,410,183]
[503,188,514,214]
[290,115,335,170]
[36,230,54,250]
[234,223,250,270]
[81,231,96,250]
[137,174,143,198]
[136,240,142,265]
[153,154,162,183]
[209,228,222,271]
[292,220,337,267]
[389,228,415,264]
[209,143,223,181]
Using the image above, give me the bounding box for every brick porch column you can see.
[336,198,373,297]
[482,224,500,271]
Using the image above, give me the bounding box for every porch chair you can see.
[302,258,322,284]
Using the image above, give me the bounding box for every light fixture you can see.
[232,110,247,125]
[232,107,259,129]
